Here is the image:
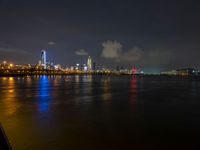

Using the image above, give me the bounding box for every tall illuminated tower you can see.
[41,50,47,69]
[87,56,92,70]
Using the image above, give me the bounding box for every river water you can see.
[0,75,200,150]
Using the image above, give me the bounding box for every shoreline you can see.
[0,73,200,78]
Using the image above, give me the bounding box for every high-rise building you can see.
[87,56,92,70]
[93,62,96,71]
[41,50,47,69]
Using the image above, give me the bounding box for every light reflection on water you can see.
[0,77,20,116]
[130,76,137,112]
[102,77,112,101]
[38,76,51,113]
[0,76,200,150]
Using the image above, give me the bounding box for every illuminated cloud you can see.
[48,41,55,45]
[101,40,142,62]
[101,40,122,58]
[75,49,88,56]
[101,40,174,66]
[118,47,143,62]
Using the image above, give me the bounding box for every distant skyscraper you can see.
[38,60,42,65]
[41,50,47,69]
[93,62,96,71]
[87,56,92,70]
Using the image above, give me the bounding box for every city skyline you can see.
[1,48,200,74]
[0,0,200,73]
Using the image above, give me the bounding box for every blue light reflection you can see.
[38,76,51,112]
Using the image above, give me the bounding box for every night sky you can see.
[0,0,200,72]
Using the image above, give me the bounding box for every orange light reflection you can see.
[1,77,20,116]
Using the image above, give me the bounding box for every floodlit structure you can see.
[87,56,92,70]
[41,50,47,69]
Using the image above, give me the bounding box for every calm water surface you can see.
[0,75,200,150]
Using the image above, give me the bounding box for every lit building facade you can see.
[87,56,92,70]
[41,50,47,69]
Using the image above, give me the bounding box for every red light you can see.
[132,67,138,75]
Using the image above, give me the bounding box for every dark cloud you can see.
[0,47,29,54]
[0,47,33,64]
